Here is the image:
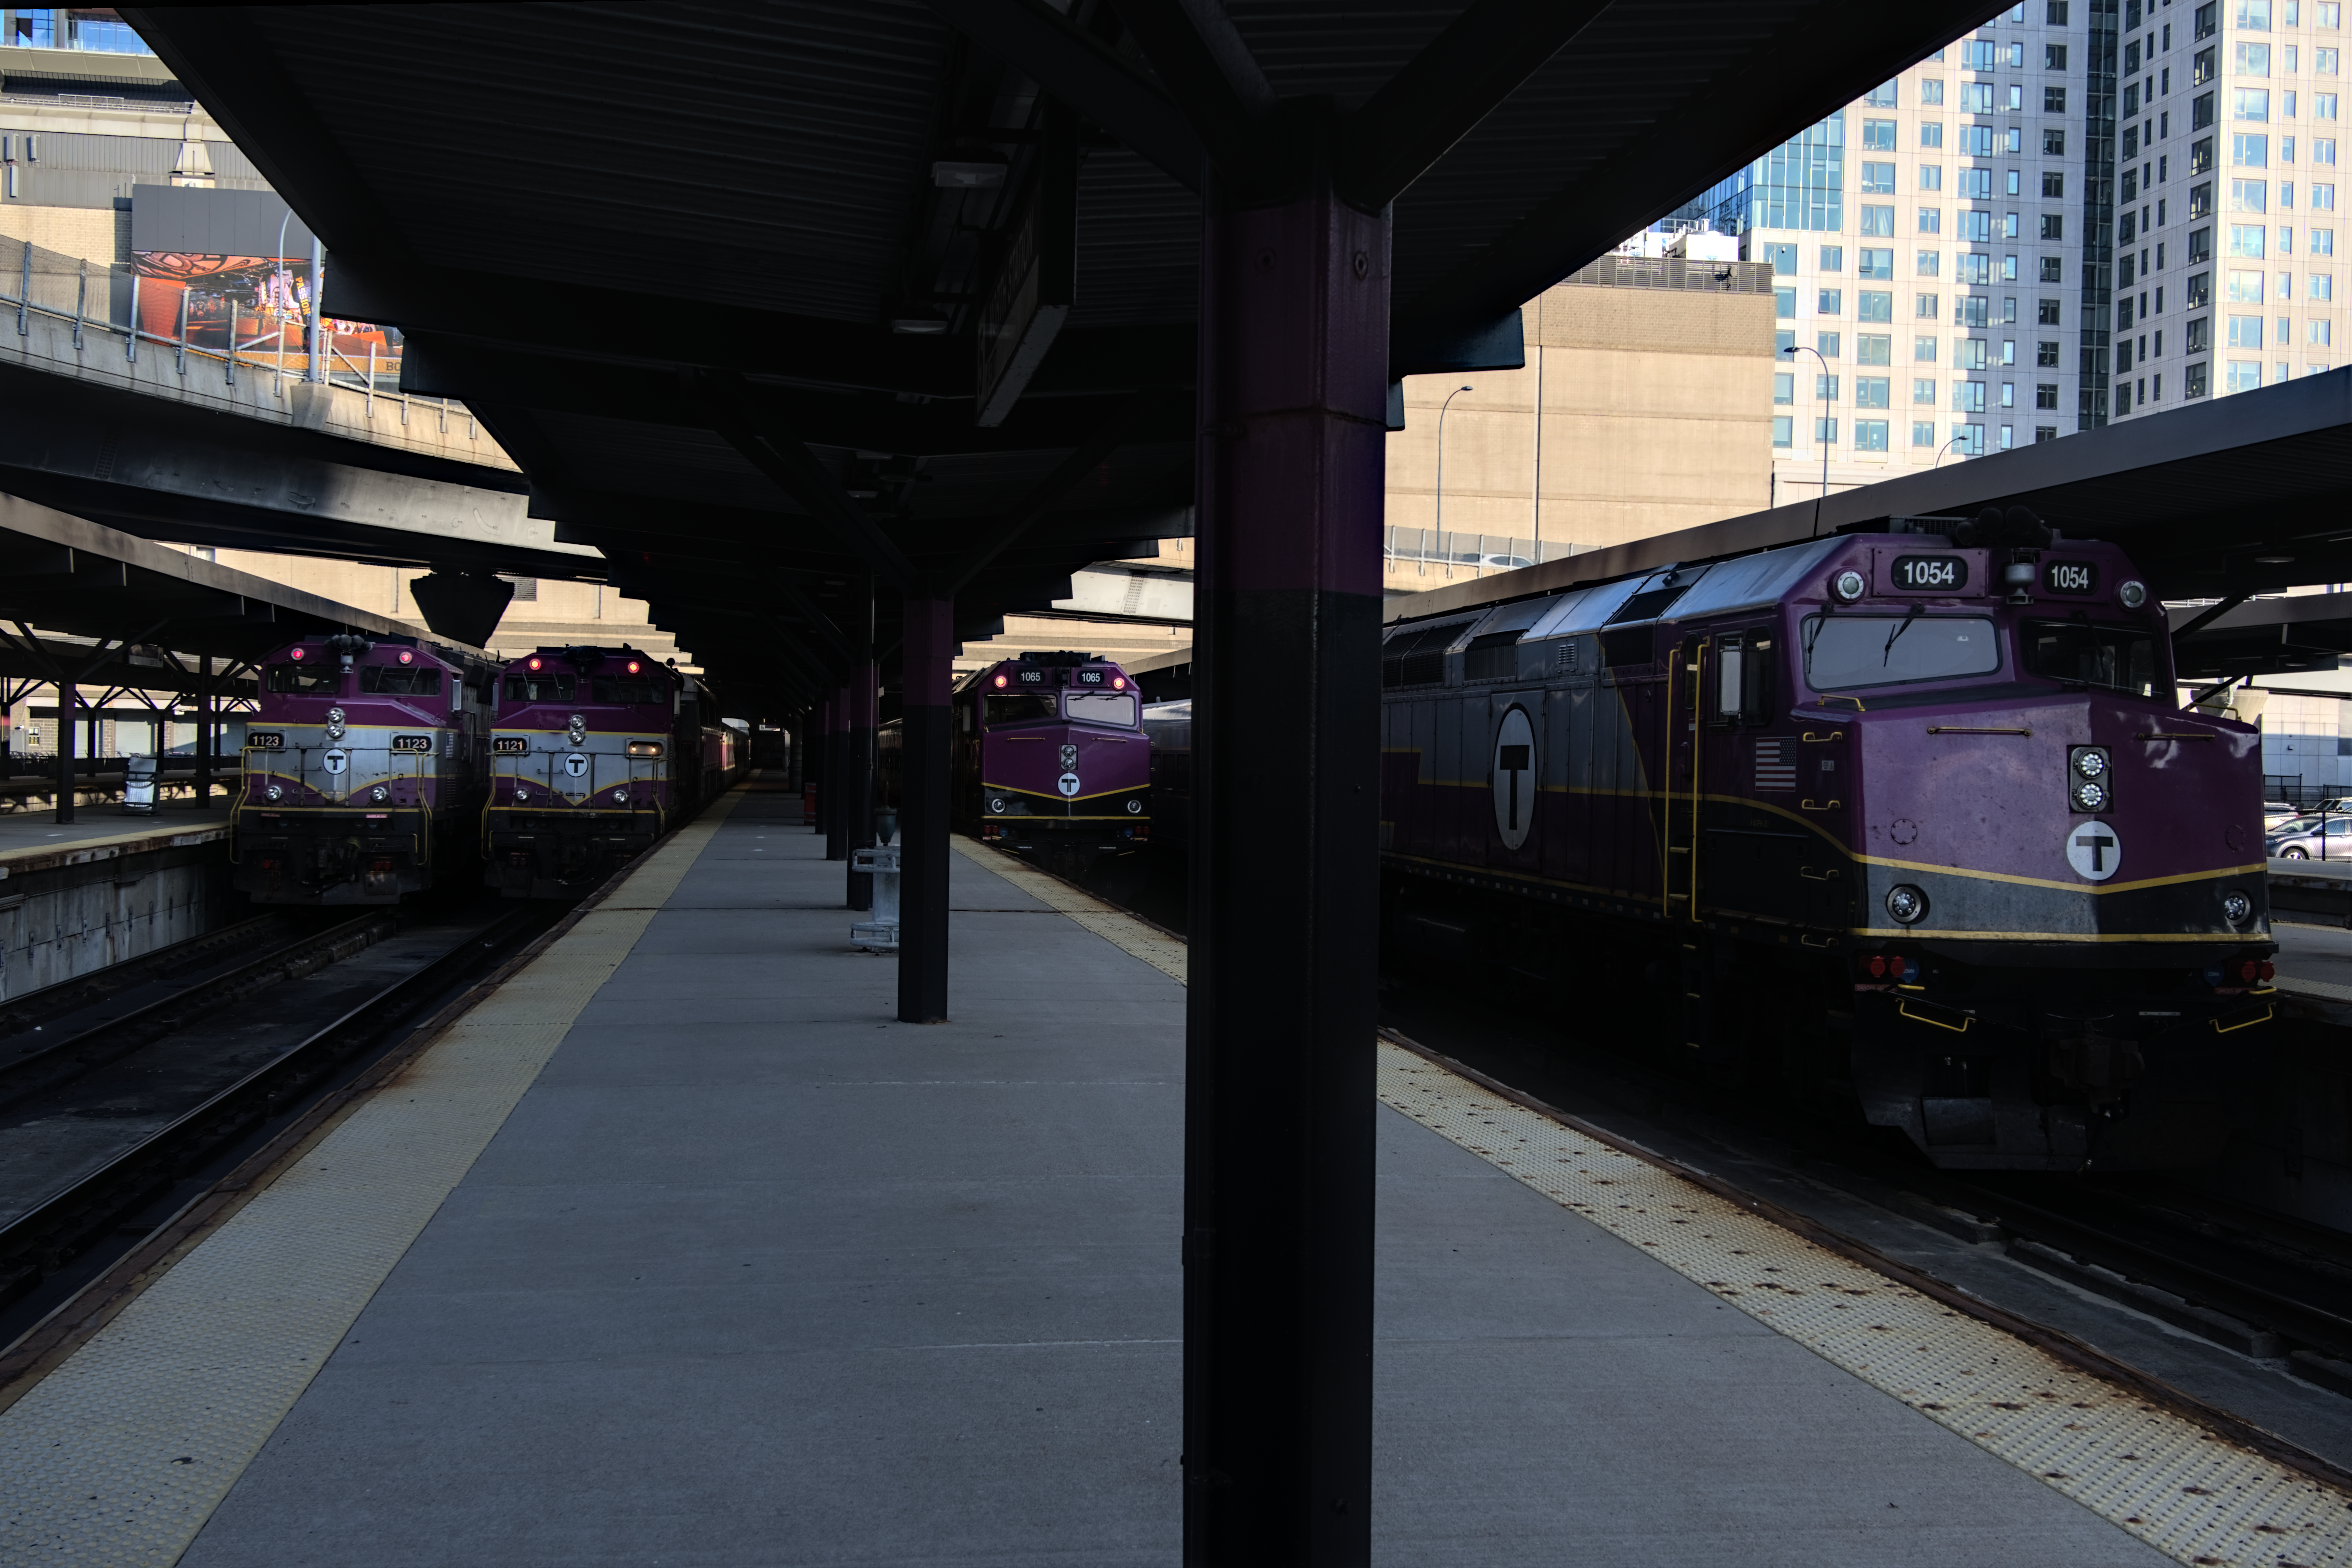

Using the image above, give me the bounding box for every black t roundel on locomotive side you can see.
[1491,704,1537,851]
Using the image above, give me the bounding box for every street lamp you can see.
[1435,384,1474,550]
[1781,344,1830,538]
[1933,432,1970,468]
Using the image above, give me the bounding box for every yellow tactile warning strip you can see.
[0,790,746,1565]
[949,835,1187,983]
[1378,1040,2352,1568]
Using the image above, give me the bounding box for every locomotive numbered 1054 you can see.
[483,646,743,898]
[1380,513,2275,1171]
[235,634,497,904]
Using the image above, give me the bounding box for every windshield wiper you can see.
[1882,604,1925,666]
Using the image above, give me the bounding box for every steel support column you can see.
[1184,118,1388,1564]
[898,595,954,1022]
[846,582,878,910]
[193,654,214,808]
[837,686,856,860]
[55,676,78,825]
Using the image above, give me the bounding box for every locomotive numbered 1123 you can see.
[234,634,497,904]
[1379,512,2276,1171]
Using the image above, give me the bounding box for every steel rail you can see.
[0,905,544,1302]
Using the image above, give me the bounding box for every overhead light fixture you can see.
[932,160,1006,188]
[890,315,949,335]
[2256,555,2296,564]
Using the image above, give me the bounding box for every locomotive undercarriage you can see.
[236,808,444,904]
[486,812,660,900]
[1382,865,2273,1171]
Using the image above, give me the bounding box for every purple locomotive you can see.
[483,646,741,898]
[1380,512,2275,1172]
[235,634,496,903]
[941,651,1149,855]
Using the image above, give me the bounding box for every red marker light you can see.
[1112,676,1127,690]
[1867,955,1888,978]
[993,673,1008,688]
[397,650,414,664]
[527,656,543,671]
[626,660,641,674]
[2259,960,2276,981]
[289,647,305,661]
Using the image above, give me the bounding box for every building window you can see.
[1958,295,1991,328]
[2188,272,2213,309]
[1855,419,1891,451]
[2233,178,2270,213]
[2037,341,2060,367]
[1816,417,1840,443]
[1772,416,1793,447]
[1957,337,1991,371]
[2041,172,2065,203]
[1818,288,1843,314]
[1912,419,1939,447]
[2038,298,2063,325]
[2322,48,2344,75]
[1775,287,1796,318]
[2231,223,2268,256]
[1959,168,1992,203]
[2045,42,2069,71]
[2313,318,2336,344]
[2047,0,2070,18]
[1960,210,1994,243]
[2040,214,2065,241]
[1777,329,1796,355]
[2318,182,2340,208]
[1953,380,1987,412]
[1913,336,1938,364]
[2316,273,2336,299]
[2234,134,2270,169]
[1862,118,1897,151]
[1818,333,1842,359]
[1921,120,1945,149]
[1919,206,1943,235]
[2317,227,2338,252]
[1919,164,1943,193]
[2322,94,2343,120]
[1916,291,1941,319]
[1862,161,1896,194]
[1866,80,1899,108]
[1914,376,1938,404]
[2187,360,2211,397]
[2187,315,2213,352]
[1859,247,1894,279]
[2036,383,2060,409]
[2320,139,2340,167]
[1856,376,1891,409]
[1858,290,1893,322]
[1922,79,1946,107]
[1858,333,1893,364]
[1773,372,1794,404]
[2039,258,2063,286]
[2193,226,2216,261]
[2238,42,2273,77]
[2226,360,2264,391]
[2034,425,2057,442]
[2237,89,2273,122]
[2240,0,2270,30]
[1861,204,1896,236]
[2230,268,2265,301]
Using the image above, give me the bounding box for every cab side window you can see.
[1712,629,1776,724]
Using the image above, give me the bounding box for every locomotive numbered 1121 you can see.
[1379,511,2276,1171]
[235,634,496,904]
[482,646,741,898]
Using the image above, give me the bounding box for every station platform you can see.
[0,804,233,873]
[0,777,2340,1564]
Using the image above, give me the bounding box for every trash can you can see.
[849,844,900,951]
[122,754,158,814]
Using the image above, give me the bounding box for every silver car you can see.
[2268,815,2352,858]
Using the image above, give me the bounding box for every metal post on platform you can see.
[898,594,953,1022]
[306,236,324,383]
[845,579,878,910]
[1184,106,1387,1563]
[824,685,848,859]
[56,676,77,825]
[193,653,213,808]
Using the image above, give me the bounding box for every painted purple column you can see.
[845,656,877,910]
[898,595,954,1022]
[1184,136,1389,1564]
[824,686,849,861]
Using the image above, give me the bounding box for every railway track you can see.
[0,900,553,1318]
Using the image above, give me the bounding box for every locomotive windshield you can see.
[1800,614,2000,690]
[1064,691,1137,727]
[985,693,1061,726]
[359,665,442,695]
[266,663,340,693]
[505,673,577,701]
[2022,620,2161,697]
[592,675,667,704]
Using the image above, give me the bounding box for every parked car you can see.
[2268,815,2352,858]
[2264,801,2301,828]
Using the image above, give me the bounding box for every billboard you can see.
[128,184,399,377]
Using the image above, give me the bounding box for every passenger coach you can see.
[1380,511,2276,1172]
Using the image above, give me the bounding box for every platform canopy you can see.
[125,0,2006,717]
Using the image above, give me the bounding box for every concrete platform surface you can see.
[0,803,233,870]
[3,781,2191,1565]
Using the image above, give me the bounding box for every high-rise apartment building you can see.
[1670,4,2110,503]
[2110,0,2341,422]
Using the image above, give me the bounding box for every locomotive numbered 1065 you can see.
[1380,512,2276,1171]
[235,634,497,904]
[482,646,743,898]
[880,651,1149,856]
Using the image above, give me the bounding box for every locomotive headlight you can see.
[370,785,389,803]
[2071,779,2110,811]
[2067,745,2112,812]
[1126,798,1142,813]
[264,783,283,802]
[515,786,530,801]
[1885,884,1930,925]
[613,789,630,804]
[2222,889,2254,925]
[1832,569,1867,601]
[2075,749,2107,779]
[2118,579,2148,609]
[988,797,1006,813]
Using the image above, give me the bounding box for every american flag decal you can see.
[1754,737,1797,791]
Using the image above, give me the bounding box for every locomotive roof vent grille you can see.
[1381,619,1473,688]
[1605,565,1707,627]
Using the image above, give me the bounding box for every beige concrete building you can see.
[1383,249,1779,594]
